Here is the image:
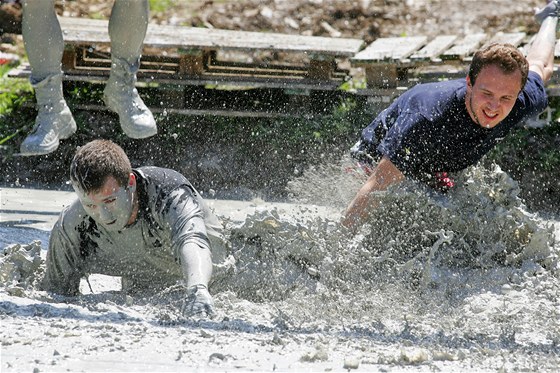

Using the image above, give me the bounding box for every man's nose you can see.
[488,97,500,110]
[99,205,114,222]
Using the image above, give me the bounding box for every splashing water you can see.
[1,160,559,371]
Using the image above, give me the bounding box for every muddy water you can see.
[217,159,559,370]
[1,160,559,372]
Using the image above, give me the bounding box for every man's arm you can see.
[529,2,558,83]
[178,239,213,288]
[165,187,215,316]
[342,156,405,232]
[42,215,84,296]
[178,236,215,317]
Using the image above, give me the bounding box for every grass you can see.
[148,0,180,14]
[0,66,32,144]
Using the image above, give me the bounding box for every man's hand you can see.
[535,1,558,23]
[182,284,215,318]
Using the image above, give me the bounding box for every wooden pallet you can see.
[7,16,366,117]
[8,15,560,117]
[351,31,560,90]
[51,16,364,91]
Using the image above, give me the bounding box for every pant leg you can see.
[21,0,63,81]
[109,0,149,63]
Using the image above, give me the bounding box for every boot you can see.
[20,74,77,156]
[103,57,157,138]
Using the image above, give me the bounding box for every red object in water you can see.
[434,171,455,192]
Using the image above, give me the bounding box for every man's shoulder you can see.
[135,166,188,184]
[397,79,465,118]
[406,78,464,98]
[135,166,197,207]
[524,70,547,95]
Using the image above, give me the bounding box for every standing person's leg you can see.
[104,0,156,139]
[20,0,76,155]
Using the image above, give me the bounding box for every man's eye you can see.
[105,198,117,204]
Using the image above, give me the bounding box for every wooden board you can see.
[410,35,458,62]
[8,61,347,91]
[351,36,427,62]
[488,32,526,46]
[442,33,487,60]
[53,16,364,90]
[58,17,364,56]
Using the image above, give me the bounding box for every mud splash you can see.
[1,161,559,371]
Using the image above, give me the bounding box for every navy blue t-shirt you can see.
[357,71,547,181]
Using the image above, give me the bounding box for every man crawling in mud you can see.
[343,1,559,231]
[41,139,226,317]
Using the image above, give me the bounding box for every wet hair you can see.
[70,139,131,193]
[468,43,529,89]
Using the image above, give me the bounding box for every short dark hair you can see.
[70,139,131,193]
[468,43,529,88]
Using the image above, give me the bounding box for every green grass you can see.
[0,66,33,144]
[149,0,180,14]
[0,67,31,114]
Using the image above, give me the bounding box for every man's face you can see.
[466,64,523,129]
[74,174,136,232]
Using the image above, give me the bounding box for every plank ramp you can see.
[55,16,363,90]
[350,31,560,92]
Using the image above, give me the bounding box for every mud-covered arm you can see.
[342,156,405,232]
[162,186,214,316]
[163,186,213,287]
[41,217,85,296]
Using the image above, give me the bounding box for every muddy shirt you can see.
[355,71,547,182]
[42,166,225,295]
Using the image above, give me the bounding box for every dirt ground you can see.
[0,0,543,40]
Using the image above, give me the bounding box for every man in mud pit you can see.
[343,1,558,231]
[19,0,156,156]
[42,139,226,317]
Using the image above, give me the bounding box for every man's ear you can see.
[466,75,472,87]
[127,173,137,192]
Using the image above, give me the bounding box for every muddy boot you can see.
[103,57,156,139]
[20,74,77,156]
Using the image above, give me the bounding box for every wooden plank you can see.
[178,50,206,77]
[442,33,487,60]
[308,58,335,80]
[66,45,338,79]
[58,16,363,57]
[487,32,526,47]
[352,36,427,62]
[57,16,107,30]
[410,35,458,62]
[60,45,348,82]
[7,62,344,91]
[364,64,398,88]
[61,47,77,71]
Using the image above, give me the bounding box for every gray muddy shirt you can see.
[42,166,225,295]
